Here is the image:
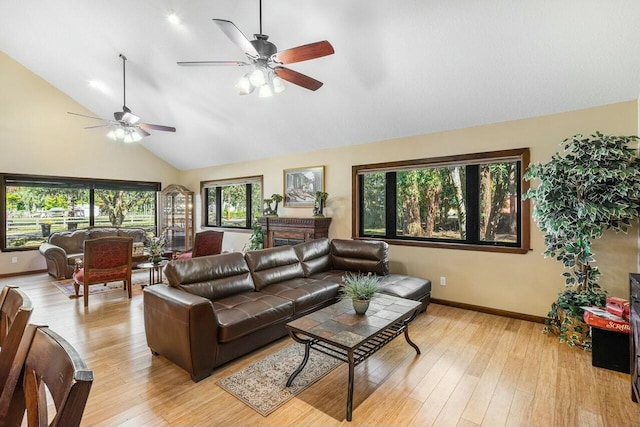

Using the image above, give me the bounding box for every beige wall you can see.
[0,51,180,275]
[182,101,639,317]
[2,49,638,317]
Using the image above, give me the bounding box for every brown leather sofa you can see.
[39,227,149,279]
[143,238,431,381]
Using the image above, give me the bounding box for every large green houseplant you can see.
[523,132,640,348]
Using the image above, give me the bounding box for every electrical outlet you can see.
[11,257,18,264]
[440,276,446,286]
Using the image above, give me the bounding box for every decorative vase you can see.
[313,200,325,218]
[352,299,370,315]
[150,255,163,265]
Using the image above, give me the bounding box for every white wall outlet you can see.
[11,257,18,264]
[439,276,446,286]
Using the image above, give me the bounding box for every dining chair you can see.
[177,230,223,259]
[72,237,133,307]
[0,286,32,395]
[0,324,93,427]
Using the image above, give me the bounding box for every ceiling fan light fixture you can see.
[106,129,117,140]
[115,127,126,139]
[272,75,286,93]
[235,75,254,94]
[249,68,267,87]
[258,84,273,98]
[123,132,135,144]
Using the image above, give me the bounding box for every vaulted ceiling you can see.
[1,1,639,170]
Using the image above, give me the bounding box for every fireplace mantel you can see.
[257,217,332,248]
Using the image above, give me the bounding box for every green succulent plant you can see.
[342,272,381,301]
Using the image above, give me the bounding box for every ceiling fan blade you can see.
[274,67,323,91]
[139,123,176,133]
[177,60,250,67]
[84,124,112,129]
[272,41,334,65]
[67,111,107,121]
[213,19,259,57]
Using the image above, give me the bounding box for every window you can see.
[354,148,530,253]
[2,174,160,251]
[202,176,262,229]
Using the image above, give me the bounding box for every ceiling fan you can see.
[177,0,334,96]
[68,54,176,143]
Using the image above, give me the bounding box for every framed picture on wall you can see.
[283,166,325,207]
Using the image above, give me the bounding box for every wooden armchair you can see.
[72,237,133,307]
[0,324,93,427]
[0,286,32,394]
[177,230,223,259]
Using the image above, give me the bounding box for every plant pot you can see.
[40,223,51,237]
[352,299,370,315]
[546,307,591,349]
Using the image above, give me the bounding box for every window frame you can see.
[1,173,160,252]
[352,148,530,254]
[200,175,263,230]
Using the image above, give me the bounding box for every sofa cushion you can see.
[293,238,333,277]
[49,229,90,254]
[259,278,340,314]
[165,252,256,301]
[213,293,293,343]
[308,270,348,285]
[378,274,431,302]
[330,239,389,275]
[244,246,304,291]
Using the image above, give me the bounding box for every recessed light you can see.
[167,12,182,25]
[88,80,111,95]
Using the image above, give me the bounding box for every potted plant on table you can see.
[342,272,381,315]
[523,132,640,348]
[147,233,167,265]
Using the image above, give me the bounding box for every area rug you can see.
[52,276,148,298]
[216,343,342,416]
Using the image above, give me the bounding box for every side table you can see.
[137,259,169,288]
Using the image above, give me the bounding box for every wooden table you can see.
[285,294,421,421]
[136,260,169,287]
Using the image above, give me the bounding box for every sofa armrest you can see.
[39,243,70,279]
[143,285,218,382]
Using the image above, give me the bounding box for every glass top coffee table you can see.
[285,294,421,421]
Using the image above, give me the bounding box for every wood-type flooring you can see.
[1,271,638,426]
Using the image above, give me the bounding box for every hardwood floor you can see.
[2,271,639,426]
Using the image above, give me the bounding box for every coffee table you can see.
[285,294,421,421]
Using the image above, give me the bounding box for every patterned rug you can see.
[52,276,148,298]
[217,343,342,416]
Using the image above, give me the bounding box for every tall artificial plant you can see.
[523,132,640,346]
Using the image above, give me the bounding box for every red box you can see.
[606,297,630,320]
[583,306,630,334]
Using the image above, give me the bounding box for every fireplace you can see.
[257,217,332,248]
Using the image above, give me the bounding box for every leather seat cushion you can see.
[73,267,127,285]
[213,293,293,343]
[378,274,432,301]
[308,270,347,284]
[259,278,340,314]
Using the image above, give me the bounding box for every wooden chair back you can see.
[0,325,93,427]
[75,237,133,307]
[192,230,224,258]
[0,286,32,394]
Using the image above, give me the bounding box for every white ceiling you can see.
[1,1,640,171]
